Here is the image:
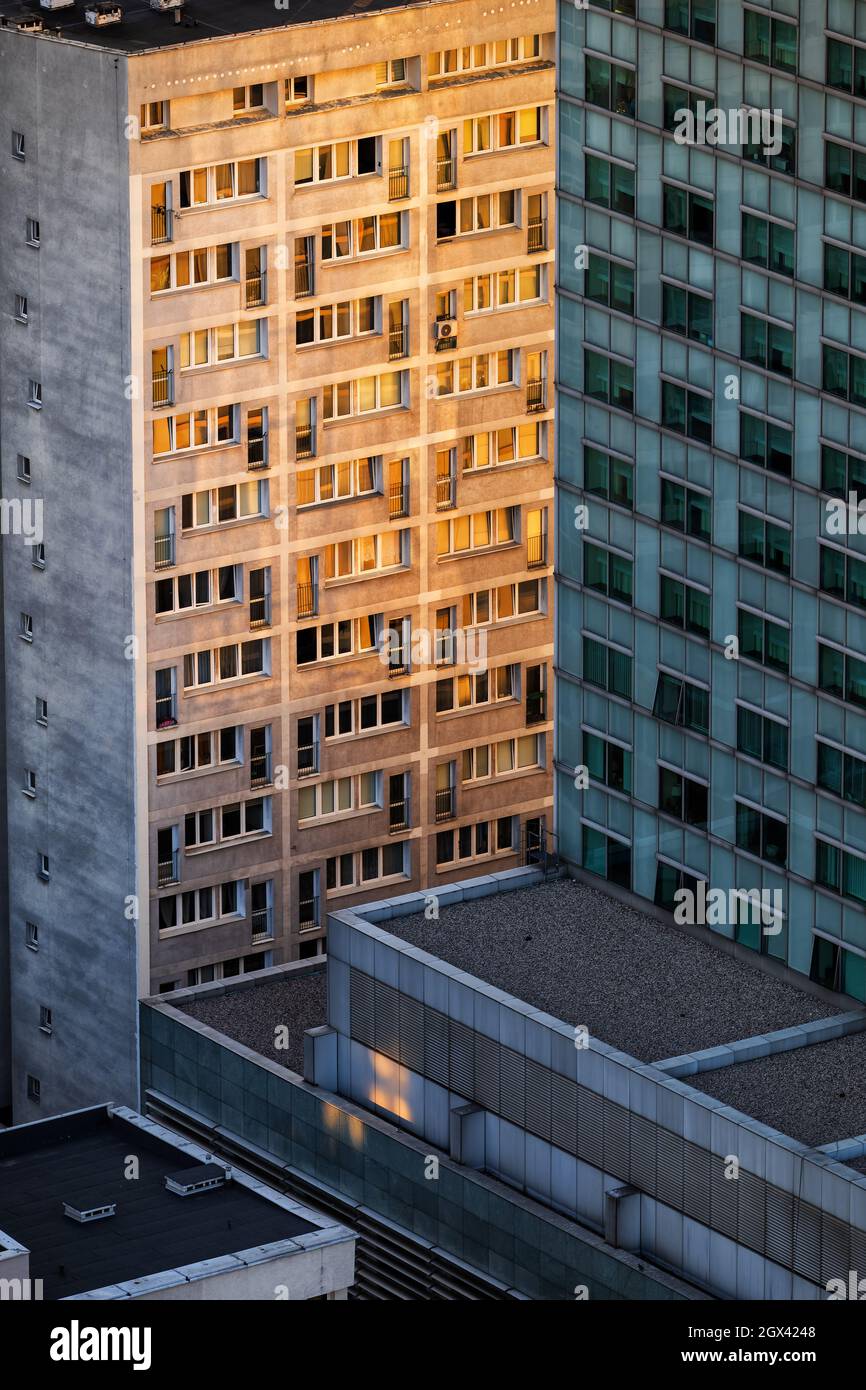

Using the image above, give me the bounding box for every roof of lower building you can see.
[178,964,326,1075]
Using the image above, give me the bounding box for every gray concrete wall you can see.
[0,30,138,1117]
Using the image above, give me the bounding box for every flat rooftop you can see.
[382,878,843,1064]
[178,965,326,1075]
[0,1106,317,1298]
[1,0,422,54]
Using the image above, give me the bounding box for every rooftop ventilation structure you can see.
[164,1162,230,1197]
[85,1,122,23]
[62,1200,117,1224]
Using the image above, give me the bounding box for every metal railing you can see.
[388,482,408,519]
[388,165,409,200]
[250,751,273,788]
[249,593,272,630]
[251,907,274,943]
[151,205,172,244]
[435,475,455,510]
[152,369,173,408]
[297,743,319,778]
[154,535,175,570]
[157,849,180,887]
[388,324,407,360]
[295,262,314,297]
[436,156,456,191]
[389,797,409,832]
[527,534,547,569]
[527,217,547,253]
[243,271,267,308]
[526,690,547,725]
[247,434,268,470]
[387,651,409,679]
[298,896,320,932]
[526,378,547,412]
[297,582,317,618]
[435,631,455,665]
[296,425,315,460]
[155,695,177,727]
[435,786,455,822]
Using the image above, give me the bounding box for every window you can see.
[324,530,406,580]
[826,140,866,204]
[741,211,794,276]
[141,100,168,130]
[736,802,787,866]
[585,154,635,214]
[653,672,709,733]
[26,921,39,951]
[436,191,518,239]
[14,294,28,323]
[741,312,793,377]
[158,881,246,933]
[436,507,517,556]
[662,183,714,246]
[13,131,25,160]
[296,296,378,346]
[155,564,240,616]
[665,0,715,44]
[36,698,48,725]
[655,861,702,913]
[27,1075,40,1103]
[737,608,789,672]
[179,158,263,207]
[827,37,866,98]
[661,380,712,442]
[17,453,31,483]
[298,456,379,507]
[461,735,541,782]
[584,350,634,410]
[321,211,403,260]
[31,542,44,569]
[660,478,711,539]
[153,403,239,457]
[180,318,264,368]
[285,74,310,105]
[28,380,42,409]
[463,107,544,154]
[585,253,634,313]
[582,825,631,888]
[584,55,636,117]
[183,639,269,689]
[584,731,631,793]
[817,740,866,809]
[23,768,36,797]
[436,664,517,714]
[328,842,407,889]
[38,853,50,881]
[816,840,866,907]
[435,350,515,396]
[658,767,708,829]
[39,1005,52,1035]
[584,445,633,508]
[458,580,545,628]
[824,242,866,305]
[822,443,866,500]
[743,115,796,176]
[583,636,632,698]
[661,282,713,345]
[428,36,540,78]
[823,343,866,406]
[325,690,405,739]
[460,423,543,471]
[737,705,788,770]
[660,575,711,637]
[233,83,264,113]
[809,935,866,1001]
[294,136,380,184]
[583,542,633,604]
[157,726,240,778]
[663,82,713,136]
[743,8,797,72]
[820,543,866,610]
[818,642,866,709]
[323,370,405,419]
[739,410,792,476]
[296,614,380,666]
[297,772,380,822]
[150,243,234,294]
[181,480,266,529]
[375,58,407,86]
[464,265,543,313]
[20,612,33,642]
[738,510,790,574]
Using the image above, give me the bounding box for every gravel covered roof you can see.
[179,968,326,1077]
[385,878,842,1064]
[687,1031,866,1150]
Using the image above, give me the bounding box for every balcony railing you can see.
[526,378,547,413]
[435,475,455,510]
[388,165,409,201]
[435,786,455,822]
[250,751,273,788]
[298,896,320,932]
[249,594,272,630]
[243,271,267,309]
[526,690,547,725]
[436,156,456,191]
[247,434,268,470]
[527,217,548,253]
[155,695,177,727]
[295,262,314,297]
[297,582,317,619]
[251,907,274,944]
[388,324,407,360]
[296,425,315,460]
[389,797,409,832]
[527,534,547,569]
[154,535,175,570]
[389,481,408,519]
[298,743,319,778]
[435,632,455,665]
[152,369,174,408]
[387,650,409,679]
[157,848,180,887]
[151,205,172,244]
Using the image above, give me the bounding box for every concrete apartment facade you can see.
[0,0,553,1119]
[555,0,866,1003]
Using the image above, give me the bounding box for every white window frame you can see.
[152,404,239,458]
[181,480,268,530]
[297,456,381,507]
[297,771,382,823]
[324,529,407,581]
[296,295,379,347]
[183,638,270,690]
[178,157,265,209]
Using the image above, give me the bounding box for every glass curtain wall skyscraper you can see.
[556,0,866,1002]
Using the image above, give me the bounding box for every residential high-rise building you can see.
[0,0,554,1119]
[556,0,866,1004]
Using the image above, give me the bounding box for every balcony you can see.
[250,751,273,789]
[526,690,547,725]
[389,323,408,360]
[247,434,268,470]
[388,165,409,201]
[296,425,315,460]
[251,906,274,944]
[527,534,547,569]
[152,369,174,408]
[297,582,317,619]
[243,271,267,309]
[389,796,409,833]
[527,217,548,253]
[295,262,314,298]
[298,896,320,932]
[526,378,547,413]
[154,535,175,570]
[297,742,319,778]
[389,481,408,519]
[250,593,272,630]
[436,156,456,192]
[435,787,455,822]
[151,204,172,244]
[157,848,180,887]
[435,475,455,510]
[155,694,177,728]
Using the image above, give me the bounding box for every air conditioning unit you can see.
[39,0,75,10]
[434,318,457,346]
[85,1,122,23]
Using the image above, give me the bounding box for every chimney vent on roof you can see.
[62,1200,117,1224]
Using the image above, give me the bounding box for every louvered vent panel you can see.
[499,1046,526,1128]
[550,1072,578,1156]
[577,1088,604,1169]
[792,1202,823,1285]
[423,1007,450,1088]
[765,1184,794,1269]
[474,1032,500,1113]
[820,1212,850,1288]
[350,968,375,1048]
[374,979,400,1061]
[448,1019,475,1099]
[524,1058,552,1142]
[602,1098,630,1183]
[399,993,425,1073]
[629,1114,658,1196]
[655,1128,684,1211]
[709,1158,739,1242]
[682,1140,710,1226]
[737,1169,766,1255]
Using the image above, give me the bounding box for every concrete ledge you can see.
[654,1011,866,1076]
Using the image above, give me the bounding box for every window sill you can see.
[158,913,244,940]
[185,830,272,857]
[177,194,267,215]
[151,278,238,299]
[183,671,270,696]
[437,540,520,562]
[298,805,380,829]
[326,871,408,900]
[323,403,407,427]
[155,760,243,786]
[152,440,241,462]
[325,721,408,745]
[179,354,266,376]
[154,600,242,623]
[324,564,408,588]
[321,244,408,269]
